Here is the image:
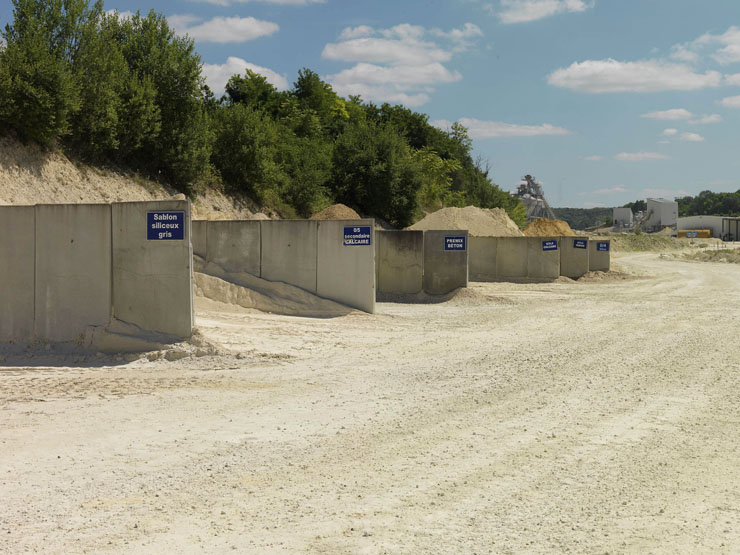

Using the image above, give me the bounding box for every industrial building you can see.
[644,198,678,232]
[677,216,740,240]
[613,207,633,227]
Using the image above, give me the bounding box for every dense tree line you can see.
[0,0,525,227]
[552,207,612,230]
[675,190,740,217]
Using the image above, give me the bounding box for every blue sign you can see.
[597,242,610,252]
[343,226,371,246]
[542,240,558,251]
[574,239,587,249]
[686,231,698,238]
[147,211,185,240]
[444,236,467,251]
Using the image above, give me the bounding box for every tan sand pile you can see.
[523,218,577,237]
[407,206,523,237]
[311,204,361,220]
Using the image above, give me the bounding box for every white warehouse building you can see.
[644,198,678,231]
[613,207,633,227]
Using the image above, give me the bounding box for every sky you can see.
[3,0,740,207]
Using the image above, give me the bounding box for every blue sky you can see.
[3,0,740,207]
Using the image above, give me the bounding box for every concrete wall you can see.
[35,204,112,341]
[376,230,423,295]
[0,206,36,340]
[112,201,193,338]
[589,239,611,272]
[496,237,528,279]
[423,230,468,294]
[192,220,207,258]
[527,237,561,279]
[206,220,261,275]
[560,237,590,279]
[260,220,318,292]
[469,237,497,281]
[317,220,375,313]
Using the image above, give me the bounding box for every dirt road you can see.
[2,253,739,554]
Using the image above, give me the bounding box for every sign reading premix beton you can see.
[343,226,371,246]
[147,211,185,240]
[444,236,467,251]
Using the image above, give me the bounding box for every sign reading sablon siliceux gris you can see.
[147,211,185,240]
[444,236,467,251]
[343,226,372,246]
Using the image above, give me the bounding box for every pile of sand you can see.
[408,206,523,237]
[523,218,577,237]
[311,204,361,220]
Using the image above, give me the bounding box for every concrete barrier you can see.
[527,237,561,280]
[423,230,468,294]
[112,200,193,338]
[261,220,318,292]
[206,220,261,275]
[0,206,35,340]
[560,237,590,279]
[376,230,423,295]
[469,236,498,281]
[589,239,611,272]
[317,220,375,313]
[35,204,112,341]
[496,237,528,279]
[192,220,207,258]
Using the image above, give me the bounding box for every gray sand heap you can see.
[408,206,523,237]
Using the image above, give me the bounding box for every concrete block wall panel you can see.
[422,230,469,295]
[191,220,207,258]
[0,206,36,340]
[206,220,261,275]
[261,220,318,292]
[112,200,193,338]
[527,237,561,279]
[589,239,611,272]
[376,230,423,295]
[317,220,376,313]
[34,204,112,341]
[560,237,590,279]
[495,237,528,279]
[469,236,498,281]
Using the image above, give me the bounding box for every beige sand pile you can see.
[311,204,361,220]
[523,218,577,237]
[408,206,523,237]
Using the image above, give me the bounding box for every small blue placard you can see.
[343,226,371,246]
[542,240,558,251]
[445,236,467,251]
[574,239,587,249]
[597,242,610,252]
[686,231,698,238]
[147,211,185,240]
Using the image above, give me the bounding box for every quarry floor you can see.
[2,252,740,554]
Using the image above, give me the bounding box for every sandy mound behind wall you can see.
[408,206,523,237]
[523,218,577,237]
[311,204,361,220]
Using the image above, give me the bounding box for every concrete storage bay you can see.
[423,230,469,295]
[376,230,424,296]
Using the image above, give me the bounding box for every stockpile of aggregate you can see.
[311,204,361,220]
[523,218,577,237]
[407,206,523,237]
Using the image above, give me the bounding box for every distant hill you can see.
[552,207,612,230]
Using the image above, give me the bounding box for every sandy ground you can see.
[2,252,740,554]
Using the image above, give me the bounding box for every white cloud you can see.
[615,152,670,161]
[662,128,678,136]
[720,95,740,108]
[641,108,693,120]
[196,0,324,6]
[433,118,571,138]
[170,15,278,43]
[106,9,135,19]
[593,186,630,194]
[727,73,740,85]
[548,59,723,93]
[584,155,602,160]
[657,140,671,144]
[202,57,288,95]
[689,114,722,124]
[324,23,481,106]
[670,26,740,66]
[496,0,593,24]
[680,132,705,142]
[641,188,691,198]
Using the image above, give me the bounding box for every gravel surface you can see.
[1,252,739,554]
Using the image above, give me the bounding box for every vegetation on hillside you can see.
[552,207,612,230]
[0,0,525,227]
[675,190,740,217]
